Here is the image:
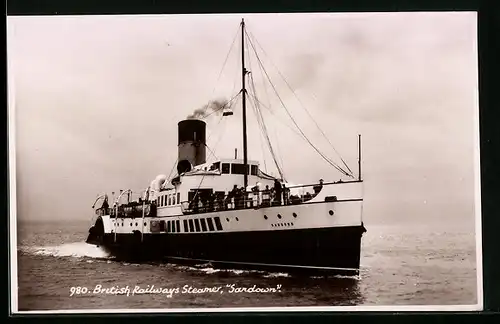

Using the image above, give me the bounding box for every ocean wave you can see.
[20,242,111,259]
[263,272,291,278]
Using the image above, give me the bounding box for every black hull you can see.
[87,225,366,276]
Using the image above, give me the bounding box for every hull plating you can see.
[87,225,366,275]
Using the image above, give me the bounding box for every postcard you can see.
[8,12,482,313]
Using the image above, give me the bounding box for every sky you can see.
[8,12,479,229]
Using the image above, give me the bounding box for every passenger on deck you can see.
[208,193,215,212]
[262,185,271,207]
[252,182,260,207]
[290,194,301,204]
[215,192,223,211]
[313,179,324,196]
[274,179,282,205]
[282,184,290,205]
[237,187,246,209]
[192,195,200,213]
[227,185,238,209]
[102,197,109,214]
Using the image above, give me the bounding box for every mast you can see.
[241,18,249,188]
[358,134,362,181]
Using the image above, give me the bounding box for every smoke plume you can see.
[187,98,231,119]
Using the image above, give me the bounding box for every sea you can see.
[14,219,479,312]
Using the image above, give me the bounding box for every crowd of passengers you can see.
[97,179,326,216]
[187,179,324,213]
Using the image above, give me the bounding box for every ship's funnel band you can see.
[178,119,207,168]
[178,119,206,145]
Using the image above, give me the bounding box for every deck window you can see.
[161,196,165,206]
[194,219,201,232]
[221,163,230,174]
[172,195,176,205]
[200,218,208,232]
[251,165,258,176]
[177,193,180,204]
[176,220,180,232]
[160,221,165,232]
[214,217,223,231]
[172,220,176,232]
[183,219,188,232]
[167,221,171,233]
[231,163,247,175]
[211,162,220,171]
[207,218,215,231]
[168,195,172,206]
[188,219,195,232]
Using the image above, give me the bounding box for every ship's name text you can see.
[69,284,282,297]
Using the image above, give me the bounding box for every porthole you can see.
[264,215,268,220]
[329,210,334,216]
[130,223,132,226]
[291,222,294,226]
[293,213,297,218]
[226,218,230,222]
[277,214,282,219]
[135,222,138,226]
[144,222,147,226]
[236,217,239,221]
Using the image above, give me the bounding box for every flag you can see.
[144,186,150,201]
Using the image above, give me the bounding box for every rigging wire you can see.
[246,31,354,177]
[201,24,241,116]
[244,32,352,177]
[167,157,179,180]
[259,129,268,173]
[246,92,305,139]
[245,43,283,179]
[247,71,285,180]
[204,112,226,161]
[248,95,285,181]
[252,33,275,174]
[272,124,286,176]
[202,90,241,120]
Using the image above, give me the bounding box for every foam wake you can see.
[22,242,111,259]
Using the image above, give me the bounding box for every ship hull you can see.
[88,224,366,276]
[87,182,366,276]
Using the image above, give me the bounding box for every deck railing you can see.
[99,180,354,217]
[178,181,339,215]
